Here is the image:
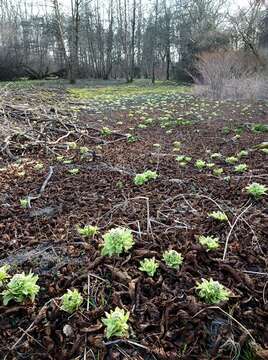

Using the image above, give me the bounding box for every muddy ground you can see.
[0,83,267,360]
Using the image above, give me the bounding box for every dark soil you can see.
[0,87,267,360]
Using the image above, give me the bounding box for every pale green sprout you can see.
[173,141,181,148]
[0,265,10,286]
[208,211,228,222]
[198,235,220,251]
[56,155,64,162]
[245,183,267,199]
[60,289,83,313]
[206,163,215,169]
[68,168,80,175]
[77,225,99,238]
[68,142,78,150]
[210,153,222,160]
[2,272,40,305]
[138,124,147,129]
[20,198,29,209]
[139,257,159,277]
[100,227,134,256]
[225,156,238,164]
[34,162,44,170]
[134,170,158,186]
[261,148,268,154]
[196,278,230,304]
[102,307,130,339]
[213,168,224,176]
[237,150,248,158]
[234,164,248,173]
[80,146,89,154]
[101,127,112,136]
[195,159,206,170]
[162,250,183,269]
[153,143,161,148]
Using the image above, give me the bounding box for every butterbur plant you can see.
[34,162,44,171]
[163,250,183,269]
[68,168,80,175]
[234,164,248,173]
[102,307,130,339]
[237,150,248,158]
[139,257,159,277]
[2,272,40,305]
[210,153,222,160]
[60,289,83,313]
[80,146,89,154]
[101,127,112,136]
[213,168,224,176]
[77,225,99,238]
[0,265,10,286]
[195,159,206,170]
[225,156,238,164]
[134,170,158,186]
[245,183,267,199]
[20,198,29,209]
[198,235,220,251]
[196,278,230,304]
[100,227,134,256]
[208,211,228,222]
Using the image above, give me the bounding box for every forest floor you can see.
[0,80,267,360]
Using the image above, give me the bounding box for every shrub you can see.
[208,211,228,222]
[196,278,230,304]
[77,225,99,238]
[198,235,220,251]
[2,272,40,305]
[102,307,130,339]
[245,183,267,199]
[139,257,159,276]
[100,227,134,256]
[60,289,83,313]
[134,170,158,185]
[162,250,183,269]
[0,265,10,286]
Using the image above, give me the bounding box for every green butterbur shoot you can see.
[195,159,206,170]
[0,265,10,286]
[234,164,248,173]
[60,289,83,313]
[196,278,230,304]
[102,307,130,339]
[208,211,228,222]
[163,250,183,269]
[101,227,134,256]
[77,225,99,238]
[139,257,159,277]
[134,170,158,185]
[2,272,40,305]
[245,183,267,199]
[198,235,220,251]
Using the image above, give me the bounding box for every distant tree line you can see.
[0,0,267,83]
